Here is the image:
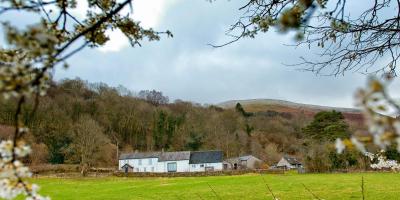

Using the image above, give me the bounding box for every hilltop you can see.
[218,99,364,126]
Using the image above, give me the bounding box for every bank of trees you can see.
[0,78,375,172]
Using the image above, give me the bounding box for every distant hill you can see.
[218,99,364,126]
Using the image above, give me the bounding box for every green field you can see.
[30,173,400,200]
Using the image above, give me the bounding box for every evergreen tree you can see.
[302,110,350,141]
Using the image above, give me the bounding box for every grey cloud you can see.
[52,1,399,108]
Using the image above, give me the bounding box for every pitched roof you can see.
[121,163,133,168]
[159,151,191,161]
[119,152,160,160]
[119,151,191,161]
[189,151,223,164]
[120,150,224,163]
[238,155,261,161]
[224,155,261,163]
[283,155,301,165]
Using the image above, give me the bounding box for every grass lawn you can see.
[28,172,400,200]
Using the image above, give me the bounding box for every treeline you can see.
[1,78,391,172]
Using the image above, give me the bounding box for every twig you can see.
[206,182,222,200]
[54,0,132,59]
[261,176,278,200]
[302,183,322,200]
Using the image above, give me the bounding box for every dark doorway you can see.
[223,164,228,170]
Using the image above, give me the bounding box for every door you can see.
[167,162,177,172]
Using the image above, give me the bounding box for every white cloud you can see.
[98,0,178,52]
[98,30,130,52]
[66,0,177,52]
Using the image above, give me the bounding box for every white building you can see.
[119,150,223,173]
[189,151,224,172]
[276,155,303,169]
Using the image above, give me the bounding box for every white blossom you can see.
[335,138,345,154]
[0,139,48,200]
[351,137,366,153]
[367,151,400,171]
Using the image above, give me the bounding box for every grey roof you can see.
[189,151,223,164]
[119,152,160,160]
[224,155,261,163]
[159,151,191,161]
[284,155,301,165]
[119,151,190,161]
[239,155,261,161]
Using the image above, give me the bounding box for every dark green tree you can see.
[185,132,203,151]
[235,103,252,117]
[153,110,167,149]
[302,110,350,141]
[384,145,400,161]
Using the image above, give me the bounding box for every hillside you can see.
[218,99,364,126]
[0,79,368,170]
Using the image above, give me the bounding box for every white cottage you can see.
[276,155,303,169]
[119,150,223,173]
[189,151,224,172]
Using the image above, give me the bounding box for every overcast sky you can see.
[13,0,399,108]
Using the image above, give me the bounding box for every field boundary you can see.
[113,169,284,177]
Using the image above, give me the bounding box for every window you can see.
[167,162,177,172]
[138,159,142,165]
[135,168,139,172]
[144,167,146,172]
[151,167,154,172]
[148,159,152,165]
[192,164,196,168]
[200,164,204,167]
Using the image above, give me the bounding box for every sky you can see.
[6,0,400,108]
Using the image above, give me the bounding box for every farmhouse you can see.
[119,150,223,173]
[223,155,262,170]
[276,155,303,169]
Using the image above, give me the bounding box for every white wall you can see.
[189,163,223,172]
[120,159,223,173]
[119,158,158,172]
[276,158,295,169]
[157,160,190,173]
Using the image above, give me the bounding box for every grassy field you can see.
[28,172,400,200]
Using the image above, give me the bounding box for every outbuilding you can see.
[276,155,303,170]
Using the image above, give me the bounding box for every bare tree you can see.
[217,0,400,76]
[64,116,109,176]
[138,89,169,106]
